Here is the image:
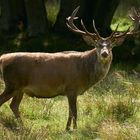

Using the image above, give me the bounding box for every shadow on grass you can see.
[0,116,18,130]
[50,127,98,139]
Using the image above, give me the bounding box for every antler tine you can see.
[66,22,86,35]
[81,19,96,37]
[114,26,130,38]
[129,7,136,21]
[66,6,89,35]
[69,5,80,28]
[66,6,98,38]
[107,23,120,40]
[92,20,102,39]
[129,7,140,21]
[71,6,80,19]
[128,7,140,33]
[134,7,139,15]
[66,6,81,31]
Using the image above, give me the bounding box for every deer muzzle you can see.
[101,47,109,58]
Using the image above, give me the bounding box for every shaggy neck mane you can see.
[81,48,112,87]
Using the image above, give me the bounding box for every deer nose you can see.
[101,52,108,58]
[101,47,109,58]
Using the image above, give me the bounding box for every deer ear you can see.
[114,37,126,47]
[82,36,97,46]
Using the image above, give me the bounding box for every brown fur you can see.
[0,49,112,130]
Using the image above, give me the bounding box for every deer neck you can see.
[82,49,112,87]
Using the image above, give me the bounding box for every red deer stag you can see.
[0,6,139,130]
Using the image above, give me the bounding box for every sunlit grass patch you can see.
[45,0,60,26]
[98,119,140,140]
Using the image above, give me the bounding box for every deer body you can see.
[0,49,112,130]
[0,50,112,98]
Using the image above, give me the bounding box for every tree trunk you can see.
[11,0,27,28]
[24,0,48,36]
[0,0,26,33]
[0,0,14,32]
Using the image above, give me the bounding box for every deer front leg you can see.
[66,94,77,131]
[10,92,23,124]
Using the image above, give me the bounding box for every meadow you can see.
[0,64,140,140]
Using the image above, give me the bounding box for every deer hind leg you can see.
[0,86,15,107]
[66,94,77,131]
[10,92,23,123]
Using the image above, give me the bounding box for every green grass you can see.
[0,66,140,139]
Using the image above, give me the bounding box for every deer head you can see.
[66,6,140,61]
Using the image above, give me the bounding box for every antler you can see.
[112,7,140,40]
[66,6,102,40]
[66,6,140,45]
[66,7,136,41]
